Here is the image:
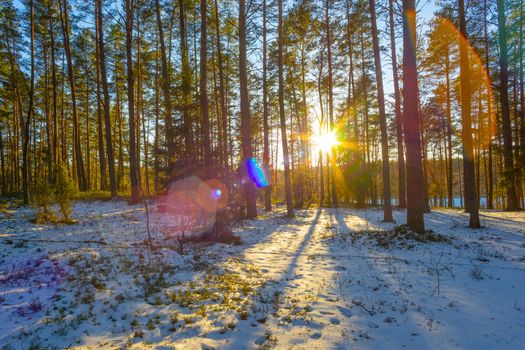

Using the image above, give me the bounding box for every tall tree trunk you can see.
[180,0,193,156]
[154,0,175,173]
[519,0,525,200]
[370,0,393,222]
[48,1,58,173]
[445,48,454,207]
[239,0,257,218]
[496,0,519,210]
[325,0,337,207]
[262,0,271,211]
[0,130,4,195]
[483,0,494,209]
[402,0,425,232]
[59,0,86,191]
[97,0,117,197]
[214,0,229,172]
[200,0,211,165]
[278,0,294,217]
[95,4,107,191]
[389,0,406,209]
[22,0,35,204]
[459,0,481,227]
[126,0,139,203]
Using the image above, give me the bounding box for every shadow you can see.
[226,207,323,349]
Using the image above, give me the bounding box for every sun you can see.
[311,128,339,154]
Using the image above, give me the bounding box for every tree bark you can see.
[155,0,176,173]
[200,0,211,165]
[370,0,393,222]
[59,0,86,191]
[97,0,117,197]
[262,0,271,211]
[126,0,139,203]
[325,0,337,207]
[95,4,107,191]
[239,0,257,218]
[496,0,519,210]
[22,0,35,204]
[278,0,294,217]
[389,0,406,209]
[402,0,425,233]
[458,0,481,227]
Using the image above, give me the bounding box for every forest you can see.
[1,0,525,348]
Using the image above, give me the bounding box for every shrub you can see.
[55,164,77,223]
[32,181,57,224]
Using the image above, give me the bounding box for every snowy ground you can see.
[1,200,525,349]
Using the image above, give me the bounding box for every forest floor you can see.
[1,200,525,349]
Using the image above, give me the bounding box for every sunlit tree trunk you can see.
[96,0,117,197]
[59,0,86,191]
[95,4,107,191]
[155,0,175,173]
[126,0,139,203]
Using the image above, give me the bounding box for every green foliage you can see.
[32,181,57,224]
[55,164,77,223]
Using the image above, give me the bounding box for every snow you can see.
[1,200,524,349]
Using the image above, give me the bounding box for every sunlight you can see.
[311,128,339,154]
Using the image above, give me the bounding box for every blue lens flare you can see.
[246,157,270,188]
[212,188,222,199]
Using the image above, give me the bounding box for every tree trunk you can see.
[214,0,229,172]
[389,0,406,209]
[200,0,211,165]
[95,4,107,191]
[325,0,337,207]
[126,0,139,203]
[239,0,257,218]
[262,0,271,211]
[370,0,393,222]
[47,1,59,174]
[59,0,86,191]
[180,0,193,156]
[278,0,294,217]
[458,0,481,227]
[496,0,519,210]
[155,0,175,173]
[402,0,425,233]
[22,0,35,204]
[483,0,494,209]
[97,0,117,197]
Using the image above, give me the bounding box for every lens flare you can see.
[246,157,270,188]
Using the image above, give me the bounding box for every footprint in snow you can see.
[310,332,322,339]
[336,306,352,318]
[329,317,341,325]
